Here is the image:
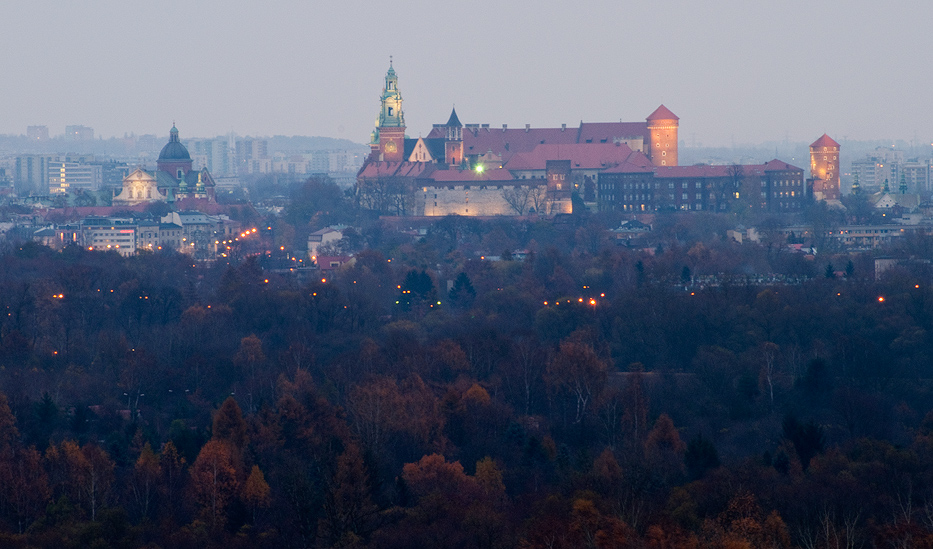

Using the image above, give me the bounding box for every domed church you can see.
[114,125,216,206]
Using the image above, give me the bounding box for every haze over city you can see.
[3,0,931,146]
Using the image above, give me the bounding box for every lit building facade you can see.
[113,125,216,206]
[810,134,840,200]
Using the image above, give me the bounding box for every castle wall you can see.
[417,184,570,216]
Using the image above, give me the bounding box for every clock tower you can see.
[373,59,406,162]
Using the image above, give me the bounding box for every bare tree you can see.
[501,185,531,215]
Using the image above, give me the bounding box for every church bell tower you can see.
[374,58,406,162]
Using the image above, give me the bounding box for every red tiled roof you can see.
[425,121,650,161]
[646,104,679,121]
[600,151,656,173]
[578,122,649,143]
[357,161,436,179]
[425,167,515,182]
[504,142,635,171]
[810,134,839,148]
[463,127,577,159]
[655,165,732,178]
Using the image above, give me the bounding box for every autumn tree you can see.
[242,464,271,525]
[212,396,249,454]
[318,443,378,547]
[56,441,114,521]
[546,339,608,425]
[131,442,160,520]
[645,414,686,484]
[190,439,239,529]
[234,334,267,413]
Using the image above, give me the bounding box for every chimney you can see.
[525,124,530,132]
[502,124,507,131]
[561,124,566,131]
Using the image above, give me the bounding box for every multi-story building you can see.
[26,126,49,141]
[902,159,931,193]
[189,138,231,175]
[64,125,94,141]
[235,139,269,174]
[14,154,54,195]
[850,147,905,193]
[599,160,805,213]
[48,161,103,194]
[81,218,137,256]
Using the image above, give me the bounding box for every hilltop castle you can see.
[357,62,809,215]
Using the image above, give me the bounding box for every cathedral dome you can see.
[158,125,191,161]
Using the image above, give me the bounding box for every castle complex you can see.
[357,62,818,216]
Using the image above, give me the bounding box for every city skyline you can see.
[3,1,932,147]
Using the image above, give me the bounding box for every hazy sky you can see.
[3,1,931,147]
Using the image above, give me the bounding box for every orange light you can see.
[578,298,584,302]
[321,278,327,283]
[264,279,269,283]
[916,285,920,289]
[878,296,885,302]
[589,299,596,305]
[600,293,605,297]
[544,301,548,305]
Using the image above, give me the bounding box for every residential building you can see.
[14,154,54,195]
[26,126,49,141]
[64,125,94,141]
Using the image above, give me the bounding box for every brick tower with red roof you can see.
[646,105,679,166]
[809,134,840,200]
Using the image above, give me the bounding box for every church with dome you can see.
[113,125,216,206]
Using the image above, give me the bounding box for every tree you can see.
[190,439,239,529]
[59,441,114,521]
[684,433,719,480]
[782,415,824,470]
[645,414,686,483]
[448,272,476,309]
[546,340,608,425]
[0,446,50,533]
[759,342,779,410]
[319,443,378,546]
[131,442,160,520]
[212,396,248,452]
[234,335,267,413]
[502,185,533,215]
[242,464,271,525]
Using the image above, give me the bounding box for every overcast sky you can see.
[2,1,930,147]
